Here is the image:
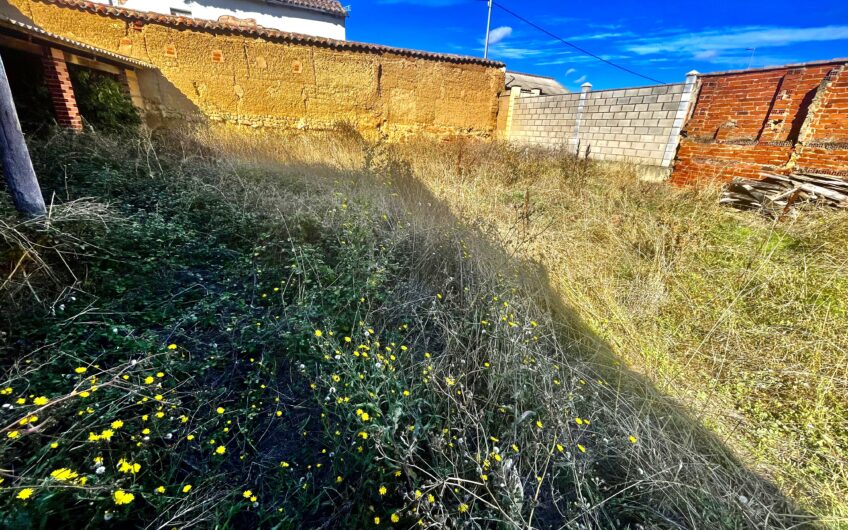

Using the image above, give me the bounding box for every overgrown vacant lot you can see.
[0,129,844,529]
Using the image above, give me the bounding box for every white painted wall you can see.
[91,0,346,40]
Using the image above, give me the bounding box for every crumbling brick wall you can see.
[671,60,848,184]
[7,0,504,139]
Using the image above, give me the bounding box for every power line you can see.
[490,1,666,84]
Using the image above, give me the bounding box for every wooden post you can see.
[0,53,46,217]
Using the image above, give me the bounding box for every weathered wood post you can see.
[0,53,46,217]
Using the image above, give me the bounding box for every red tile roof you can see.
[267,0,348,17]
[37,0,505,67]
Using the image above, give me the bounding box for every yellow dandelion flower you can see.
[314,330,323,337]
[187,434,195,441]
[154,394,163,401]
[374,516,380,525]
[535,420,543,429]
[361,412,370,422]
[215,445,226,455]
[167,344,177,350]
[280,461,290,468]
[629,435,637,444]
[378,485,387,496]
[242,490,253,499]
[156,486,165,494]
[182,484,192,493]
[358,431,368,440]
[113,490,135,505]
[577,444,586,453]
[100,429,114,441]
[50,468,79,482]
[16,488,34,500]
[144,376,154,385]
[216,407,225,414]
[117,458,141,474]
[75,367,87,374]
[33,396,48,406]
[427,494,435,503]
[111,420,124,429]
[87,432,101,442]
[459,503,469,513]
[391,513,400,523]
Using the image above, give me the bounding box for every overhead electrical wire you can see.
[490,1,667,84]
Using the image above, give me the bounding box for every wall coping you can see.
[698,58,848,78]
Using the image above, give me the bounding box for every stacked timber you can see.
[721,171,848,214]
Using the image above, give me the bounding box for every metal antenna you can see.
[746,47,756,69]
[484,0,493,59]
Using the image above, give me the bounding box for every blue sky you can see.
[345,0,848,90]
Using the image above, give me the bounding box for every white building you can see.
[92,0,347,40]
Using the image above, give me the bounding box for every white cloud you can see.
[574,75,587,83]
[565,68,576,75]
[487,26,513,45]
[565,31,634,41]
[625,25,848,56]
[694,50,718,60]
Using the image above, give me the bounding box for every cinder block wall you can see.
[505,78,695,176]
[672,60,848,184]
[9,0,504,139]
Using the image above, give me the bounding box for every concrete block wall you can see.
[505,74,697,176]
[672,59,848,184]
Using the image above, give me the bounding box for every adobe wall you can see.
[671,60,848,184]
[7,0,504,139]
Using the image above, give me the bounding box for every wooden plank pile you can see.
[721,171,848,214]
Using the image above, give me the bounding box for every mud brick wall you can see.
[7,0,504,139]
[671,60,848,184]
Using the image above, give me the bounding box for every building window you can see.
[170,8,192,17]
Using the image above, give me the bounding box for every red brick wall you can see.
[671,60,848,184]
[795,67,848,176]
[41,46,83,131]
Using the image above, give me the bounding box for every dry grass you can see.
[204,127,847,526]
[398,139,848,526]
[2,127,843,528]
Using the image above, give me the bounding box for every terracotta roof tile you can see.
[39,0,505,67]
[266,0,348,17]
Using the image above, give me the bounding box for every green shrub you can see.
[68,68,141,132]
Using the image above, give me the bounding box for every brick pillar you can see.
[574,82,592,156]
[504,86,521,140]
[41,46,82,131]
